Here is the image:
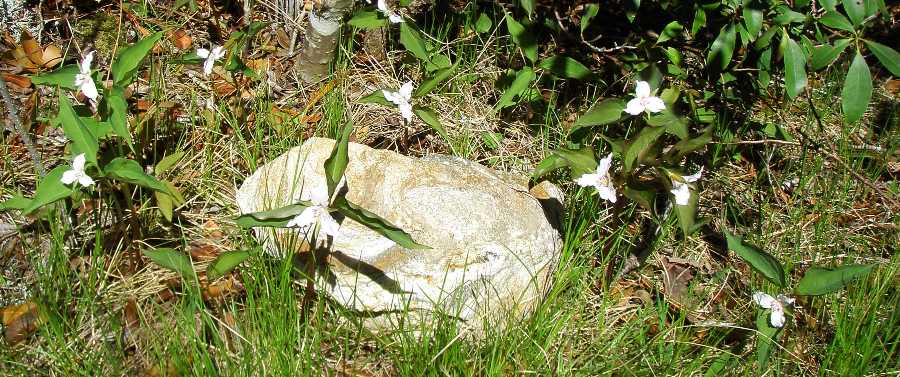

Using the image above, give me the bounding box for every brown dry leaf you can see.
[1,301,42,344]
[202,276,245,302]
[189,243,220,261]
[305,81,334,113]
[21,32,42,66]
[9,46,36,70]
[885,79,900,96]
[41,45,63,68]
[660,256,696,307]
[171,30,192,50]
[1,73,31,90]
[246,58,270,76]
[213,81,236,96]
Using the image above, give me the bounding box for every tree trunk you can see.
[295,0,355,83]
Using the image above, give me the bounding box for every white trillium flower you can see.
[74,52,99,102]
[61,153,95,188]
[383,81,415,123]
[196,46,227,76]
[624,81,666,115]
[753,292,795,328]
[575,153,617,203]
[377,0,404,23]
[285,190,340,239]
[670,167,703,206]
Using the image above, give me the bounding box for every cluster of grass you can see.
[1,2,898,376]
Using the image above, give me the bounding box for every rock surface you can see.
[236,137,564,334]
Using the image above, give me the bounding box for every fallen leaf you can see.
[171,30,192,50]
[660,256,695,307]
[1,301,42,344]
[21,32,42,66]
[202,275,244,302]
[189,243,220,261]
[1,73,31,90]
[41,45,63,68]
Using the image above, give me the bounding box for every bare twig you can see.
[0,76,44,175]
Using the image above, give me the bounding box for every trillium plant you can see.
[196,45,227,76]
[74,51,99,104]
[376,0,404,24]
[724,232,875,369]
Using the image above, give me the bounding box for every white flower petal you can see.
[383,90,401,105]
[203,59,215,75]
[309,190,330,206]
[671,182,692,206]
[79,76,99,101]
[770,306,785,328]
[388,13,404,23]
[78,175,95,187]
[80,52,94,75]
[752,292,776,309]
[377,0,388,12]
[73,153,86,171]
[597,153,614,176]
[575,173,600,188]
[399,81,414,100]
[399,103,413,122]
[597,185,617,203]
[318,212,341,237]
[684,166,704,183]
[624,98,645,115]
[288,207,318,230]
[211,46,226,59]
[61,170,79,185]
[777,294,795,306]
[645,96,666,113]
[196,48,210,58]
[635,81,651,98]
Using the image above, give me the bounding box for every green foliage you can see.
[795,264,875,295]
[538,55,592,80]
[30,65,80,89]
[105,86,134,152]
[110,32,162,86]
[103,158,171,194]
[324,122,354,198]
[332,196,429,249]
[413,106,448,140]
[235,203,311,228]
[724,232,786,287]
[495,67,535,111]
[349,9,388,29]
[505,15,537,63]
[56,94,99,166]
[142,248,196,280]
[756,310,782,369]
[570,99,626,133]
[207,250,252,281]
[706,24,736,71]
[21,166,76,215]
[842,52,873,124]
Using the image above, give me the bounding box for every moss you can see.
[72,13,120,62]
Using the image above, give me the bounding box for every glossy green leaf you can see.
[21,166,75,215]
[754,27,779,50]
[520,0,535,17]
[506,15,537,63]
[724,231,787,287]
[142,248,196,279]
[155,190,174,222]
[624,126,665,171]
[742,8,763,40]
[841,51,872,124]
[0,194,30,211]
[413,106,448,140]
[691,8,706,36]
[30,65,80,89]
[155,151,186,175]
[538,55,592,80]
[669,127,713,161]
[810,39,850,71]
[207,250,252,281]
[820,0,837,11]
[531,154,567,180]
[647,111,688,139]
[818,11,855,32]
[623,186,656,210]
[707,24,736,71]
[782,36,808,99]
[415,65,456,97]
[333,196,429,249]
[399,23,430,62]
[324,122,354,198]
[551,146,597,177]
[348,9,387,29]
[111,32,163,86]
[475,13,492,33]
[674,185,700,235]
[104,158,170,194]
[495,67,535,111]
[235,202,310,228]
[842,0,866,26]
[57,94,99,167]
[105,86,134,152]
[756,310,782,369]
[773,6,806,24]
[657,21,683,43]
[795,264,874,295]
[359,89,392,106]
[580,4,599,33]
[571,99,626,133]
[864,40,900,76]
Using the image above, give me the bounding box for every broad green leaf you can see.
[674,184,700,235]
[810,39,850,71]
[538,55,592,80]
[820,0,837,11]
[413,106,448,140]
[155,190,174,222]
[21,166,75,215]
[332,196,429,249]
[104,158,171,194]
[647,111,688,139]
[571,99,626,133]
[155,151,186,174]
[818,11,855,32]
[551,146,597,177]
[348,9,387,29]
[105,86,134,152]
[782,36,808,99]
[742,8,763,40]
[623,186,656,210]
[57,94,98,166]
[359,89,392,106]
[506,15,537,63]
[669,127,713,160]
[520,0,535,17]
[756,310,782,370]
[724,231,787,287]
[841,51,872,123]
[531,154,567,180]
[842,0,866,26]
[415,65,456,97]
[30,65,79,89]
[111,32,163,86]
[580,4,599,33]
[495,67,535,111]
[707,24,736,71]
[657,21,683,44]
[324,122,354,197]
[142,248,196,279]
[207,250,252,280]
[795,264,874,295]
[0,194,30,211]
[864,40,900,76]
[691,8,707,37]
[475,13,492,33]
[773,6,806,24]
[426,54,452,72]
[235,202,310,228]
[399,23,430,62]
[624,126,665,171]
[754,27,779,50]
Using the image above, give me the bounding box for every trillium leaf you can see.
[841,51,873,124]
[495,67,535,111]
[551,146,597,177]
[580,4,599,33]
[399,23,430,63]
[142,248,196,280]
[669,127,713,161]
[415,65,456,97]
[531,153,568,181]
[571,99,626,133]
[505,15,538,63]
[348,9,387,29]
[0,194,30,211]
[207,250,252,281]
[781,36,807,99]
[657,21,683,44]
[623,186,656,211]
[742,8,763,41]
[359,89,393,107]
[104,158,171,194]
[155,151,186,175]
[155,190,174,222]
[674,186,699,235]
[706,23,736,71]
[794,264,874,295]
[332,196,429,249]
[810,39,850,71]
[111,31,163,86]
[475,13,492,34]
[756,310,782,370]
[106,86,134,152]
[624,126,665,172]
[57,94,99,167]
[842,0,866,26]
[538,55,592,80]
[864,40,900,76]
[324,122,354,198]
[519,0,535,17]
[413,106,449,140]
[647,111,688,139]
[724,231,787,287]
[235,202,311,228]
[30,65,79,89]
[820,0,837,11]
[818,12,855,32]
[21,166,75,215]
